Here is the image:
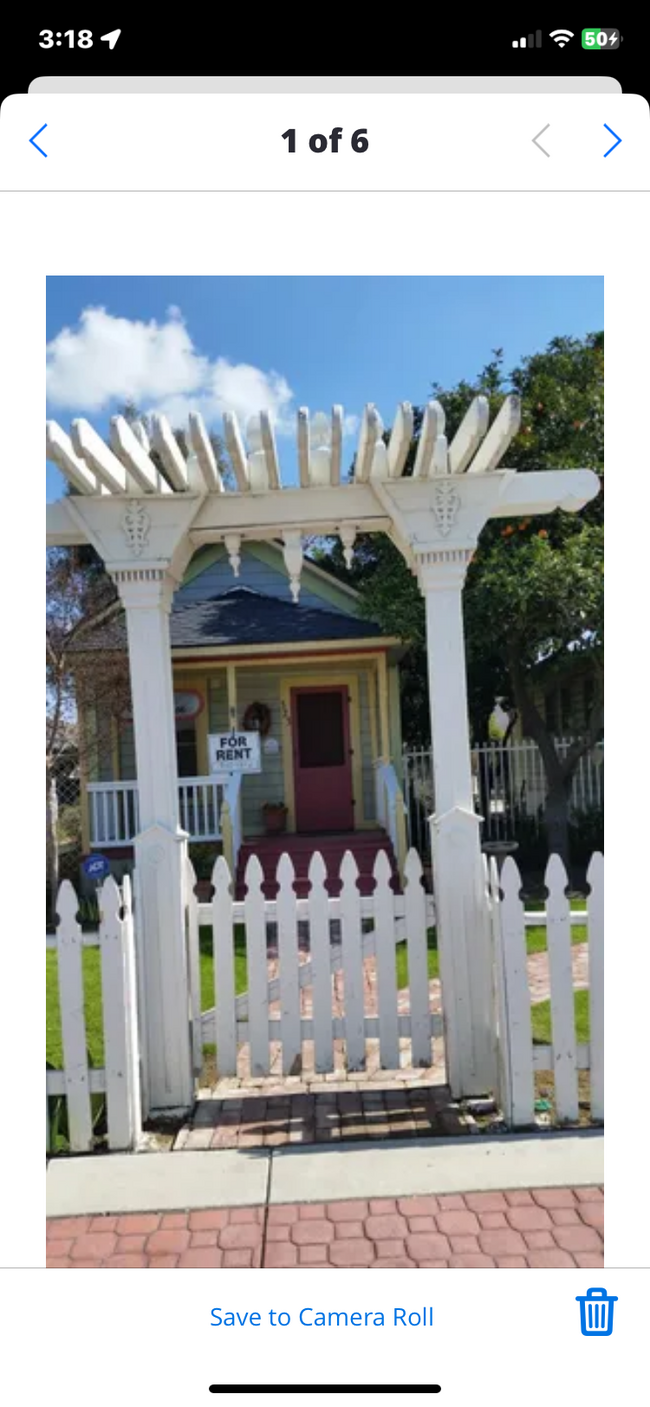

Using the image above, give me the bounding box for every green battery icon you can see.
[582,28,620,48]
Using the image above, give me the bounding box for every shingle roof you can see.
[79,587,385,651]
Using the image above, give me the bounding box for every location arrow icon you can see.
[100,29,121,49]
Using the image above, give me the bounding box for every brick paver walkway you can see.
[177,1083,478,1151]
[46,1185,603,1268]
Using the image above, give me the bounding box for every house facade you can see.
[79,540,406,892]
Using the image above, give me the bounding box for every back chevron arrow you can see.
[532,124,550,157]
[29,123,47,157]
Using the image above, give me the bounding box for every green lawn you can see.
[524,894,587,955]
[46,946,104,1069]
[396,930,439,985]
[199,925,248,1010]
[531,988,589,1044]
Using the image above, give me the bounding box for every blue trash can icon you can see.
[576,1288,617,1337]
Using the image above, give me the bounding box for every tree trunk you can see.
[506,646,590,874]
[543,777,571,868]
[46,765,59,919]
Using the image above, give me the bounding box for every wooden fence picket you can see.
[186,860,203,1075]
[403,849,430,1065]
[308,853,334,1072]
[120,874,142,1146]
[244,855,270,1075]
[499,858,535,1126]
[276,854,301,1074]
[99,875,136,1150]
[131,863,150,1119]
[212,857,237,1076]
[339,851,365,1069]
[373,850,400,1068]
[56,880,94,1151]
[545,854,579,1123]
[488,855,512,1120]
[587,851,604,1122]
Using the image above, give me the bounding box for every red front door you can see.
[291,685,354,832]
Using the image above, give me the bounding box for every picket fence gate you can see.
[46,875,141,1153]
[46,850,604,1149]
[488,851,604,1127]
[187,848,441,1077]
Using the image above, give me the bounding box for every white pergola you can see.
[46,397,600,1112]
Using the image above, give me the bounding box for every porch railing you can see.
[87,776,226,847]
[374,761,408,876]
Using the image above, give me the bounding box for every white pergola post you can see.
[50,468,206,1116]
[418,547,495,1095]
[112,564,194,1114]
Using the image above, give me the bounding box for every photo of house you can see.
[75,538,407,895]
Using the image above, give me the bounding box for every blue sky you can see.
[46,275,604,501]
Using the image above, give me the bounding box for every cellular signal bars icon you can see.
[513,31,543,47]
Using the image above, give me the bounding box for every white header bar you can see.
[1,92,648,190]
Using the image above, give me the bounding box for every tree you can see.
[123,401,233,489]
[462,335,603,862]
[46,547,129,910]
[46,404,231,908]
[316,333,604,864]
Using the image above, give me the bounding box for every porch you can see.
[86,757,407,889]
[83,639,409,883]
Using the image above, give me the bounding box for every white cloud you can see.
[46,304,360,439]
[207,358,294,432]
[46,307,206,410]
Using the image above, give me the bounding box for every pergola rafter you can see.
[46,396,600,1113]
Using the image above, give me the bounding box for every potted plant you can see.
[262,801,288,835]
[189,842,218,899]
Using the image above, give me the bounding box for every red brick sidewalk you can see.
[46,1185,603,1269]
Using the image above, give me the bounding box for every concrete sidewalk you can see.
[47,1130,603,1217]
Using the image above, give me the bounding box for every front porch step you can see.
[235,829,399,898]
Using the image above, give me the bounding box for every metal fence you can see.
[47,764,84,923]
[402,738,604,862]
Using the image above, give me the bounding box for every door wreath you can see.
[243,701,272,736]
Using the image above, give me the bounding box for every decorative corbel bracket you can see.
[283,530,304,602]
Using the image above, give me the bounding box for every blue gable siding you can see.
[176,544,356,616]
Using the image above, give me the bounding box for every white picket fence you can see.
[187,848,440,1077]
[46,849,604,1150]
[46,875,141,1152]
[488,851,604,1127]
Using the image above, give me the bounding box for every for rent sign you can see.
[208,731,262,773]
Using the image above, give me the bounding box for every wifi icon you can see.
[550,28,574,47]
